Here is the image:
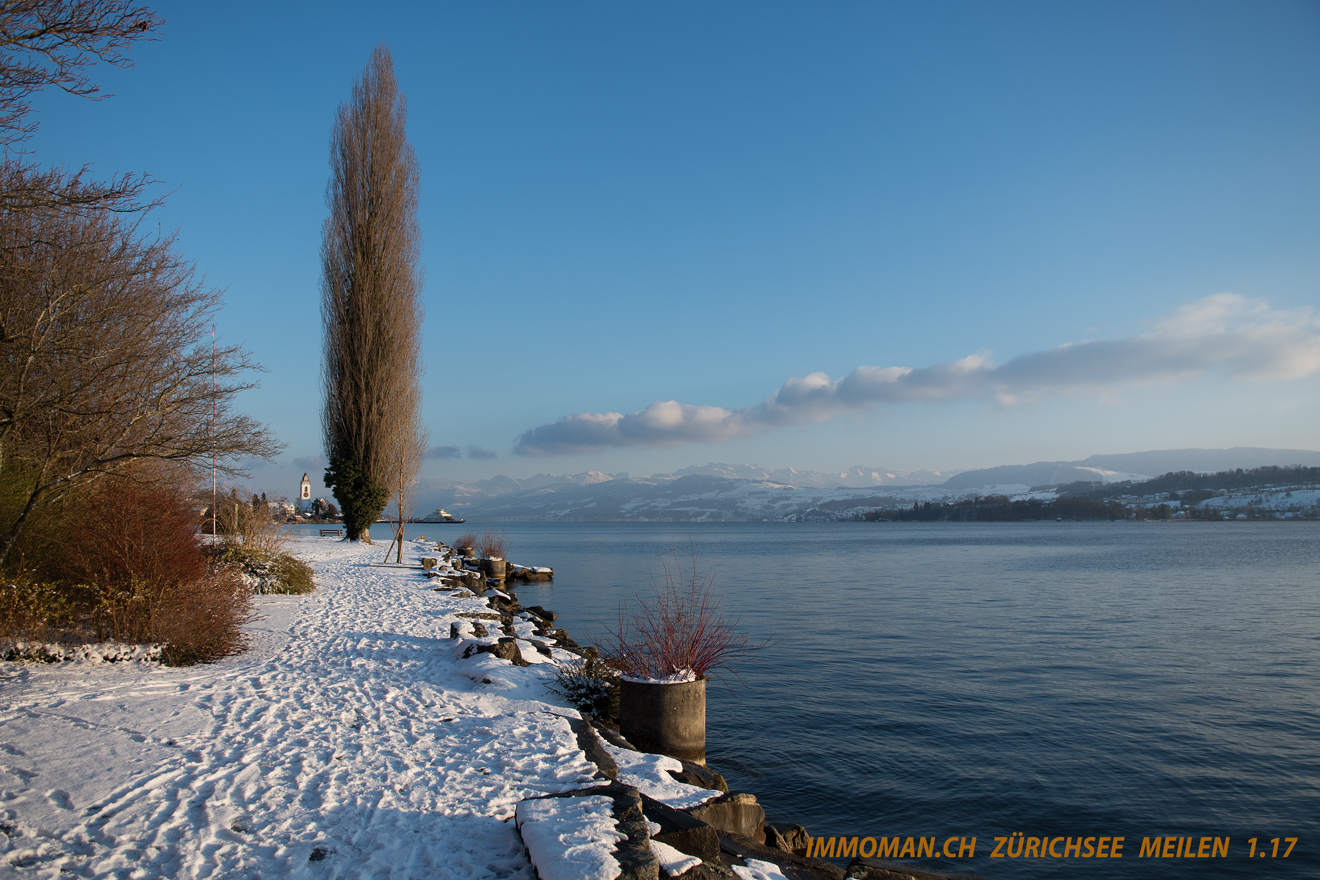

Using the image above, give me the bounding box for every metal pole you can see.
[211,325,216,537]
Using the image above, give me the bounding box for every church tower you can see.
[300,473,311,502]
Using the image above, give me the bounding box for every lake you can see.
[298,520,1320,878]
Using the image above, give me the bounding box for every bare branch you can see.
[0,0,163,151]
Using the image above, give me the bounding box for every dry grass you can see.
[476,528,508,560]
[213,495,288,556]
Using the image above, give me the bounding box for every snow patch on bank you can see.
[0,641,163,663]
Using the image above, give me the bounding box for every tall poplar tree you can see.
[320,45,424,542]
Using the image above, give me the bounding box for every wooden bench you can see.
[319,528,343,537]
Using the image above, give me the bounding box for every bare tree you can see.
[320,45,424,543]
[0,164,280,567]
[382,411,427,564]
[0,2,163,214]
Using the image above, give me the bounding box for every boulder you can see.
[509,565,554,583]
[567,716,618,780]
[462,638,530,667]
[668,759,725,792]
[766,823,811,855]
[524,605,556,623]
[640,793,720,863]
[552,629,583,653]
[592,722,640,752]
[487,637,528,666]
[685,792,764,842]
[487,596,521,616]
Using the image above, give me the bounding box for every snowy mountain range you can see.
[415,447,1320,523]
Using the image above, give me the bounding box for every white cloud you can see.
[513,294,1320,456]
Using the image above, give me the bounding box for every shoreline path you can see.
[0,537,609,879]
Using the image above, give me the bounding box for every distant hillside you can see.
[414,447,1320,523]
[668,462,959,488]
[942,447,1320,490]
[1061,465,1320,500]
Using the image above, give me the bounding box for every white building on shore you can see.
[296,473,314,514]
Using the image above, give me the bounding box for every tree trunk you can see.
[0,496,37,569]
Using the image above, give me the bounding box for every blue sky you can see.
[26,1,1320,497]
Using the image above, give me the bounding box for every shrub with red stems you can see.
[602,550,769,682]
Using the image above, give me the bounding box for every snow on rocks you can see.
[733,858,793,880]
[514,780,662,880]
[650,837,702,876]
[515,793,624,880]
[601,741,720,810]
[0,641,163,663]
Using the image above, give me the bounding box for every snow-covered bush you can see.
[211,545,315,595]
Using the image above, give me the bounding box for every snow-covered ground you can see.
[1199,485,1320,515]
[0,537,702,879]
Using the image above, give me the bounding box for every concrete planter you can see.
[619,677,706,766]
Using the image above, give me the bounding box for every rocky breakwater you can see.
[416,538,983,880]
[417,541,579,664]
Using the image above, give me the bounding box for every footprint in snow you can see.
[45,789,73,810]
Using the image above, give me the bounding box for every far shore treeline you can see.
[858,465,1320,523]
